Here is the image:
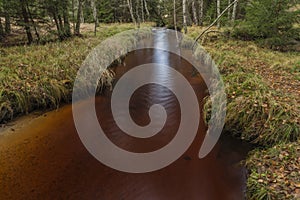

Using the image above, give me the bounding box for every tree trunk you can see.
[63,11,71,37]
[183,0,187,33]
[173,0,177,30]
[217,0,221,28]
[136,0,141,28]
[4,13,11,34]
[141,0,144,23]
[27,2,40,42]
[20,0,33,44]
[91,0,98,36]
[3,1,11,34]
[231,0,238,22]
[199,0,204,26]
[80,2,85,24]
[72,0,76,33]
[192,0,198,25]
[228,0,231,20]
[127,0,136,25]
[58,14,64,32]
[53,12,62,37]
[144,0,150,19]
[62,0,71,37]
[75,0,84,35]
[0,18,4,41]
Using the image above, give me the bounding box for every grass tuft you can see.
[0,23,151,123]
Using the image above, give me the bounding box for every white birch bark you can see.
[228,0,231,20]
[144,0,150,18]
[217,0,221,28]
[91,0,98,36]
[127,0,136,25]
[192,0,198,25]
[199,0,204,26]
[231,0,238,22]
[183,0,188,33]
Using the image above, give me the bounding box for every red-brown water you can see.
[0,30,251,200]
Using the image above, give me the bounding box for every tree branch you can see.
[193,0,238,48]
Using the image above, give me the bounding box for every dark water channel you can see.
[0,29,252,200]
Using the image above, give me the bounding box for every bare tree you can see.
[127,0,136,25]
[173,0,177,30]
[91,0,98,36]
[183,0,187,33]
[231,0,238,22]
[227,0,231,19]
[141,0,144,23]
[27,2,40,41]
[20,0,33,44]
[192,0,198,25]
[217,0,221,28]
[62,0,71,37]
[144,0,150,19]
[0,18,4,40]
[193,0,238,47]
[80,1,85,24]
[3,1,11,34]
[75,0,84,35]
[199,0,204,26]
[72,0,76,33]
[136,0,141,27]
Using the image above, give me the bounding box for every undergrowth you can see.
[246,142,300,200]
[0,23,151,123]
[187,26,300,200]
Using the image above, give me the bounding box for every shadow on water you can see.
[0,29,253,200]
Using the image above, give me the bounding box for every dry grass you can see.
[187,27,299,146]
[246,141,300,200]
[187,26,300,200]
[0,23,151,123]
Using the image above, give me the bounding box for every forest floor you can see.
[0,23,299,199]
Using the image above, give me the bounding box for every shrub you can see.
[233,0,300,49]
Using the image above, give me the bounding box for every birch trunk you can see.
[231,0,238,22]
[136,0,141,28]
[91,0,98,36]
[183,0,187,33]
[127,0,136,25]
[144,0,150,18]
[173,0,177,30]
[199,0,204,26]
[80,1,84,24]
[72,0,76,33]
[192,0,198,25]
[217,0,221,28]
[228,0,231,20]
